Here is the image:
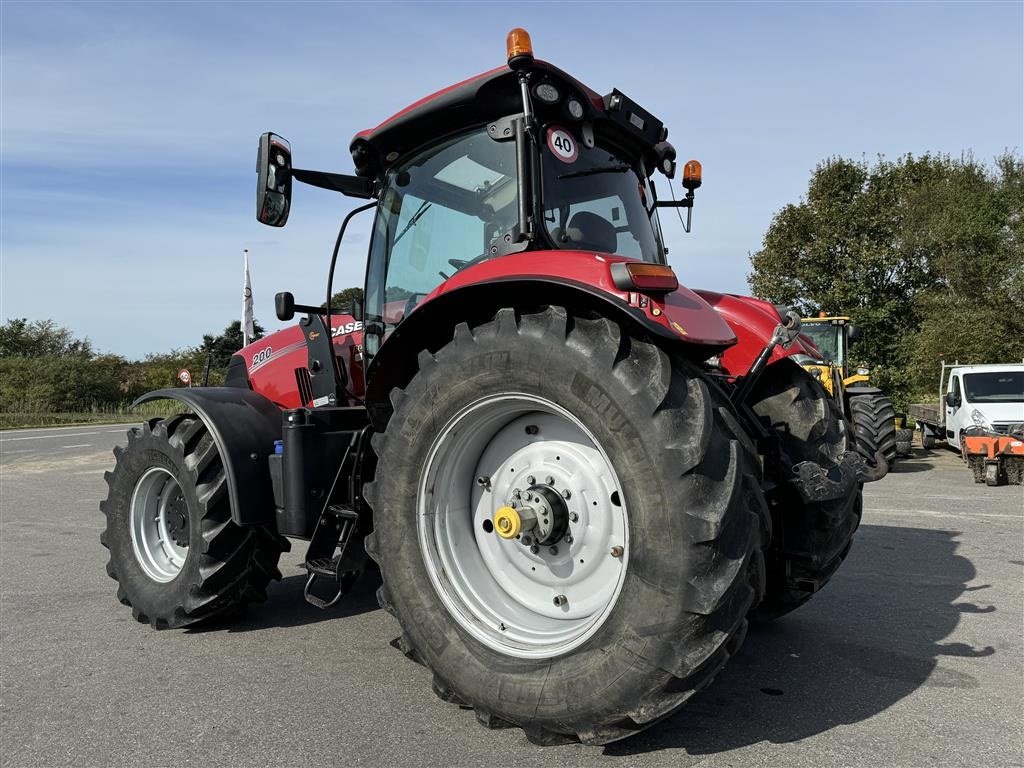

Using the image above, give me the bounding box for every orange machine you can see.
[962,428,1024,485]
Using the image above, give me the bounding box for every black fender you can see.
[363,277,727,430]
[133,387,282,527]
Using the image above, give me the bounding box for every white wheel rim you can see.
[418,393,628,659]
[130,467,189,582]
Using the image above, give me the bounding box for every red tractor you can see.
[101,30,867,745]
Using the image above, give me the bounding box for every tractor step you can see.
[302,503,363,610]
[304,556,345,578]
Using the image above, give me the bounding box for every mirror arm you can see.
[292,168,375,199]
[655,190,695,232]
[654,195,694,209]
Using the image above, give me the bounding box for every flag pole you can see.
[242,249,254,347]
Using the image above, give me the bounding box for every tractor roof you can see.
[349,60,641,179]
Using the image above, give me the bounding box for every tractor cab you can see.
[350,34,697,354]
[258,29,702,362]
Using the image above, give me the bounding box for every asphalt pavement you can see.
[1,423,1021,767]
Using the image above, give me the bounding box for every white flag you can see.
[242,250,254,347]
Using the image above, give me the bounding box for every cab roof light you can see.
[610,262,679,294]
[506,28,534,67]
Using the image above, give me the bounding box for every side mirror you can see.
[847,323,861,343]
[275,291,295,321]
[257,133,292,227]
[945,391,961,408]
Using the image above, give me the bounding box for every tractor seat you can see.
[563,211,617,254]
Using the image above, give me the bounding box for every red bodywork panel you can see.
[694,290,818,377]
[424,251,737,347]
[238,259,807,410]
[238,314,365,410]
[353,66,507,142]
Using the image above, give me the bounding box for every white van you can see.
[909,363,1024,449]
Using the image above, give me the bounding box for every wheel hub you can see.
[164,491,190,549]
[504,483,569,546]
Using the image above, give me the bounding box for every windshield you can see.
[364,127,518,353]
[800,323,842,363]
[963,372,1024,403]
[539,125,664,262]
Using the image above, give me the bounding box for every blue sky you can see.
[2,1,1021,359]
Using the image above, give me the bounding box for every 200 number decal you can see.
[251,347,273,365]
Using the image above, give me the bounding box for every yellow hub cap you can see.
[493,506,522,539]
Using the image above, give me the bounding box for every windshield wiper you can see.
[558,164,631,180]
[393,201,432,246]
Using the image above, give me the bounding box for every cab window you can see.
[364,128,518,353]
[539,126,664,262]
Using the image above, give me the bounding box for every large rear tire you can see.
[748,361,862,621]
[364,306,767,744]
[100,414,287,628]
[848,391,898,470]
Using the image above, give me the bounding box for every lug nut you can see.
[562,489,572,500]
[476,476,490,488]
[553,595,568,607]
[521,535,533,546]
[564,533,573,544]
[549,545,559,555]
[527,475,536,485]
[545,476,554,485]
[610,546,624,558]
[513,489,521,499]
[525,425,539,435]
[569,511,579,522]
[530,544,540,554]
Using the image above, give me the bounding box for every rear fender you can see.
[132,388,282,527]
[422,250,738,348]
[694,290,820,377]
[365,253,737,426]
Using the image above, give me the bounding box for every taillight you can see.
[610,262,679,294]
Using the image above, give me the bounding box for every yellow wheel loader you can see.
[798,315,908,477]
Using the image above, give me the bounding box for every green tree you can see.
[0,318,93,358]
[200,319,265,371]
[321,286,364,311]
[749,152,1024,404]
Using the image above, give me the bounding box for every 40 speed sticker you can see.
[546,126,579,164]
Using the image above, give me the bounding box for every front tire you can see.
[100,415,287,628]
[748,361,862,621]
[364,307,767,744]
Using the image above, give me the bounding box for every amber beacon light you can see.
[506,28,534,66]
[682,160,703,191]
